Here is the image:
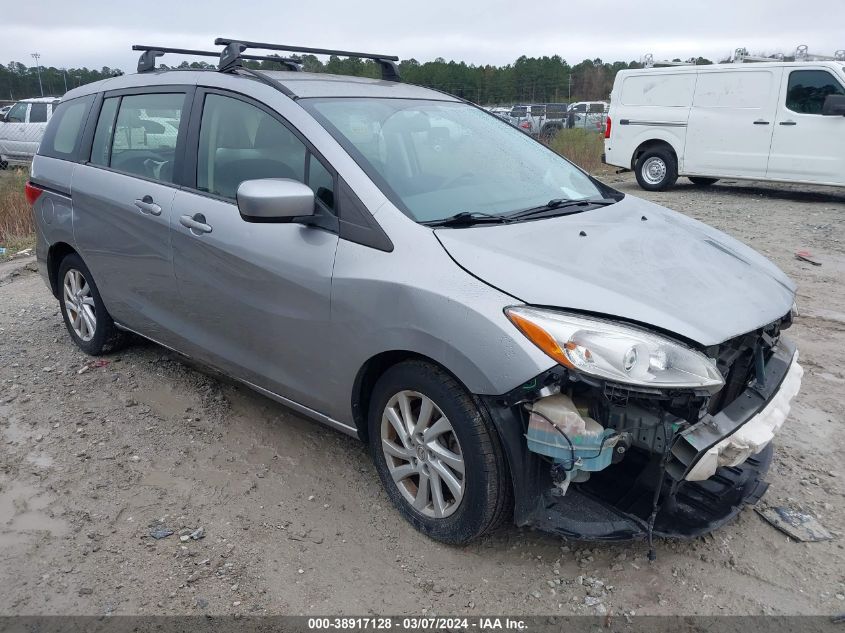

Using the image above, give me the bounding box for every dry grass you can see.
[547,128,605,173]
[0,168,34,253]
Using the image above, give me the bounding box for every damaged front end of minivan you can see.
[482,307,801,545]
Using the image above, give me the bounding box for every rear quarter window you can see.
[621,74,695,107]
[29,103,49,123]
[39,95,95,160]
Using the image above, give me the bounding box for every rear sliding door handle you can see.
[779,120,797,126]
[753,119,770,125]
[179,213,213,234]
[134,195,162,216]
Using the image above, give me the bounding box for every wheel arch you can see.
[631,138,679,171]
[351,350,475,443]
[46,242,79,298]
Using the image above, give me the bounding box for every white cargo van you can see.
[603,61,845,190]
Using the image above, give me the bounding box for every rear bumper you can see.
[484,338,799,541]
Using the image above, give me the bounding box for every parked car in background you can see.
[509,103,572,139]
[29,42,802,547]
[508,104,548,134]
[566,101,608,131]
[0,96,61,168]
[604,60,845,190]
[537,102,569,140]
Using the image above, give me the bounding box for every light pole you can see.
[31,52,44,96]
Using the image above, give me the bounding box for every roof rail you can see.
[214,37,401,82]
[733,45,845,63]
[131,44,303,73]
[642,54,697,68]
[794,44,845,61]
[733,48,784,63]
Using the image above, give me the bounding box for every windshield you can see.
[302,98,609,223]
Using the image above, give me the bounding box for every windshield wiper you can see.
[507,197,618,221]
[422,211,514,227]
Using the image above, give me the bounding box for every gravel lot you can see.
[1,173,844,617]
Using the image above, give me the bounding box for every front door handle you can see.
[753,119,770,125]
[179,213,213,235]
[779,120,797,126]
[134,195,162,216]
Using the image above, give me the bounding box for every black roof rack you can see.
[214,38,401,82]
[132,45,303,73]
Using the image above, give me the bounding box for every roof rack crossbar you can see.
[214,37,401,81]
[132,44,303,73]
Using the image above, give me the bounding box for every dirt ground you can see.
[1,172,844,617]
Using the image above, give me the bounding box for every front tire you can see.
[368,360,512,544]
[58,253,127,355]
[635,147,678,191]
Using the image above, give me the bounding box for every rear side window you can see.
[786,70,845,114]
[39,95,94,160]
[91,93,185,183]
[196,93,306,200]
[29,103,49,123]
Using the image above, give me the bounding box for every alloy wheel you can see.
[63,269,97,342]
[380,390,465,518]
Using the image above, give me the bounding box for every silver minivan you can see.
[29,40,802,546]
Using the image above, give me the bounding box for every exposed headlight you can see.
[505,306,724,390]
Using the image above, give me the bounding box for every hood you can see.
[435,195,795,346]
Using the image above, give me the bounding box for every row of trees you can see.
[1,63,123,101]
[2,54,720,105]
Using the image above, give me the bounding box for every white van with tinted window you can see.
[0,96,61,168]
[603,61,845,190]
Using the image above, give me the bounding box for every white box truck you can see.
[603,59,845,190]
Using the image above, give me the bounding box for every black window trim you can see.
[785,68,845,115]
[182,86,339,216]
[80,84,196,190]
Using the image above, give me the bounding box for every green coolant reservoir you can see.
[526,394,618,471]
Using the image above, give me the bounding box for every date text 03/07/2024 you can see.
[306,616,528,630]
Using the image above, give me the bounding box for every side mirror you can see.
[821,94,845,116]
[236,178,315,222]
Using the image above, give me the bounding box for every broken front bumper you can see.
[484,337,801,540]
[669,340,800,483]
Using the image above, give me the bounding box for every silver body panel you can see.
[435,195,795,346]
[32,69,796,433]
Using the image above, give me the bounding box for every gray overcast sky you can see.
[2,0,843,71]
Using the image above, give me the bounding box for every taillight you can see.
[519,121,531,129]
[25,181,43,206]
[604,116,612,139]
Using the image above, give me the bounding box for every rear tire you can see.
[540,124,561,142]
[689,176,719,186]
[368,360,512,544]
[635,147,678,191]
[58,253,127,356]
